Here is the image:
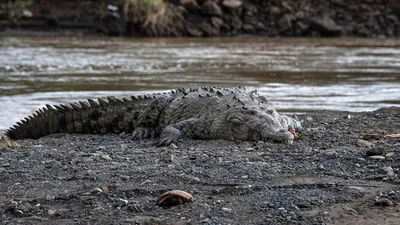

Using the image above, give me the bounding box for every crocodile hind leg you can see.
[132,95,172,140]
[156,118,201,146]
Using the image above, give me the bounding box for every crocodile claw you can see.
[132,127,155,140]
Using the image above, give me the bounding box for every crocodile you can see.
[5,86,302,145]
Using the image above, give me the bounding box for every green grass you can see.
[8,0,34,7]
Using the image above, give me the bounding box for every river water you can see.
[0,36,399,130]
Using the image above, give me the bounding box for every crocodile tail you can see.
[5,96,138,140]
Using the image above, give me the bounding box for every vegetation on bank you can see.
[0,0,399,37]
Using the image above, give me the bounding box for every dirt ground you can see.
[0,107,399,225]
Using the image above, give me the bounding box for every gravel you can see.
[0,107,399,225]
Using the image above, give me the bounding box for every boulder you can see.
[202,1,222,17]
[310,14,343,36]
[180,0,200,12]
[211,16,224,29]
[222,0,242,9]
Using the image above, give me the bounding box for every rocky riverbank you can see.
[0,107,399,224]
[0,0,399,37]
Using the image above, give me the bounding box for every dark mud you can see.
[1,107,400,224]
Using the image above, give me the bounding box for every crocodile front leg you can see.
[132,95,172,140]
[156,118,201,146]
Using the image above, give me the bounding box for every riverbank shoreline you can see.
[0,0,399,37]
[1,107,399,224]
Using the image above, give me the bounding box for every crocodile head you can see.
[225,106,297,143]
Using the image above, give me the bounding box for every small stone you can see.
[325,151,336,156]
[297,202,311,208]
[375,198,393,207]
[8,200,18,209]
[369,155,385,160]
[347,186,366,192]
[98,146,106,150]
[140,179,152,185]
[2,163,11,167]
[22,9,33,18]
[356,139,374,147]
[48,209,56,216]
[381,166,393,173]
[101,155,112,161]
[14,209,24,216]
[120,144,128,151]
[385,152,394,157]
[306,116,313,121]
[117,198,129,207]
[163,154,175,163]
[221,207,232,212]
[45,195,55,201]
[90,187,103,195]
[366,147,384,156]
[170,143,178,149]
[318,164,325,170]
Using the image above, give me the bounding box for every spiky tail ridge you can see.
[5,95,154,140]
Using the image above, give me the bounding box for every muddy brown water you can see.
[0,36,399,130]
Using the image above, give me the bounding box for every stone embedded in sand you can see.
[156,190,193,208]
[374,198,393,207]
[355,139,374,147]
[368,155,385,160]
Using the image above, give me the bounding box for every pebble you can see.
[221,207,232,212]
[366,147,384,156]
[117,198,129,207]
[45,195,55,201]
[355,139,374,147]
[8,200,18,209]
[90,187,103,195]
[385,152,394,157]
[170,143,178,149]
[101,155,112,161]
[48,209,56,216]
[318,164,325,170]
[325,151,336,157]
[381,166,393,173]
[120,144,128,151]
[375,198,393,207]
[381,166,394,176]
[140,179,152,185]
[14,209,24,216]
[368,155,385,160]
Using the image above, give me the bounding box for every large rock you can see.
[222,0,242,9]
[211,16,224,29]
[180,0,200,12]
[202,1,222,17]
[310,14,343,36]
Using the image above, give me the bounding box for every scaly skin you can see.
[5,87,302,145]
